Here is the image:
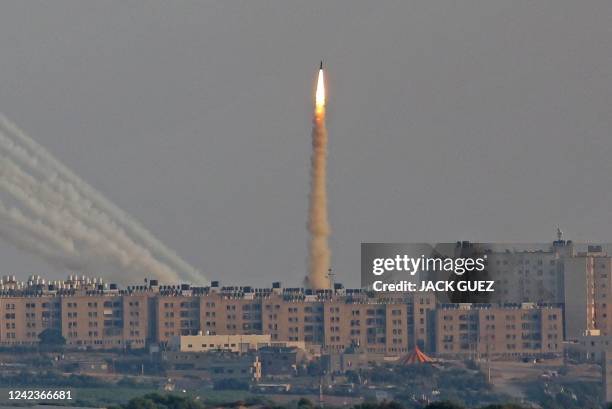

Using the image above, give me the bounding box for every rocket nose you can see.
[320,61,323,70]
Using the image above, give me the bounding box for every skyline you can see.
[1,1,611,287]
[0,238,604,289]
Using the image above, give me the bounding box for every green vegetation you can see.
[38,328,66,346]
[354,402,405,409]
[522,378,601,409]
[0,387,157,407]
[0,359,602,409]
[0,371,159,407]
[0,371,109,388]
[213,378,250,390]
[109,393,207,409]
[423,404,530,409]
[109,394,536,409]
[0,370,150,389]
[347,364,511,408]
[342,363,606,409]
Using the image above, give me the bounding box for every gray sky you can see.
[0,0,611,287]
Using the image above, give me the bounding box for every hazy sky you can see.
[0,1,610,287]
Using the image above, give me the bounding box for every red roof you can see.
[398,346,434,365]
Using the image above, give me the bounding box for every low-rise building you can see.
[169,333,272,352]
[259,346,302,377]
[167,333,308,354]
[569,330,612,362]
[163,350,261,381]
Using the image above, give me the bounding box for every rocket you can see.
[307,59,331,289]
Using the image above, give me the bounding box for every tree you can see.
[212,378,249,390]
[297,397,315,409]
[424,402,465,409]
[354,401,405,409]
[118,393,205,409]
[38,329,66,346]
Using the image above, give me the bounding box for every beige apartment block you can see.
[0,295,61,346]
[155,292,200,343]
[431,303,562,359]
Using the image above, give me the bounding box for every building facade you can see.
[0,277,436,355]
[429,303,563,358]
[0,274,567,361]
[564,246,612,340]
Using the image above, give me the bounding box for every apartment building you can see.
[0,277,437,355]
[429,303,563,358]
[450,239,573,305]
[122,292,150,348]
[155,290,200,343]
[61,290,150,349]
[0,274,569,359]
[0,295,61,346]
[200,286,264,336]
[322,299,409,354]
[452,240,612,345]
[262,291,325,344]
[564,246,612,340]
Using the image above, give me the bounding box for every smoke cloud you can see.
[306,70,332,290]
[0,114,205,284]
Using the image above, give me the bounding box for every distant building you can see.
[428,303,563,358]
[0,294,60,346]
[0,275,436,356]
[167,333,307,354]
[169,333,272,352]
[163,350,261,381]
[570,330,612,362]
[477,239,573,305]
[259,346,301,377]
[60,292,149,349]
[324,347,388,373]
[75,359,109,374]
[564,246,612,340]
[155,292,200,342]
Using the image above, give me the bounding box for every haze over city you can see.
[1,0,611,287]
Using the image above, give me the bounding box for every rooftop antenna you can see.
[327,268,335,290]
[556,226,563,241]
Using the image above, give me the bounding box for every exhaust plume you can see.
[305,66,332,290]
[0,114,204,284]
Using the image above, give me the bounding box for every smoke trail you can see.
[0,146,182,280]
[0,116,202,283]
[0,114,201,283]
[0,201,79,268]
[306,68,331,289]
[0,156,181,283]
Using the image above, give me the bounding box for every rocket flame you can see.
[315,69,325,108]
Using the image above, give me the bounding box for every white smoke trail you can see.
[0,151,183,278]
[0,201,78,265]
[0,116,202,282]
[0,156,181,283]
[0,114,203,283]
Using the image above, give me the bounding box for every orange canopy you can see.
[398,346,434,365]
